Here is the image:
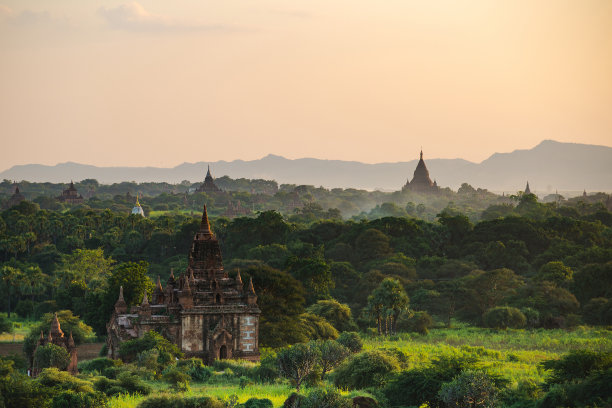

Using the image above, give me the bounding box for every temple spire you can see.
[247,277,256,295]
[68,331,75,347]
[525,181,531,195]
[235,269,243,289]
[118,286,125,302]
[200,204,212,234]
[206,165,212,178]
[50,312,64,337]
[420,149,423,160]
[141,289,149,306]
[156,275,163,291]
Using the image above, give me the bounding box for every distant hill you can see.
[1,140,611,192]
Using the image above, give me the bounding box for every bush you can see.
[163,367,191,392]
[0,316,12,334]
[333,350,400,390]
[240,398,274,408]
[36,368,95,394]
[438,370,499,408]
[396,311,434,334]
[484,307,526,329]
[118,331,182,363]
[95,370,152,396]
[33,344,70,371]
[383,355,478,407]
[176,358,213,382]
[51,390,107,408]
[78,357,122,374]
[137,394,225,408]
[277,342,320,391]
[583,298,612,326]
[336,332,363,353]
[301,388,352,408]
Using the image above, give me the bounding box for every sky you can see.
[1,0,611,170]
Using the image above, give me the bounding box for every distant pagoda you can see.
[57,181,84,204]
[524,181,532,195]
[32,313,78,376]
[196,166,221,193]
[402,150,439,193]
[3,183,26,209]
[131,195,145,217]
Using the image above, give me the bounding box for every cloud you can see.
[0,4,65,27]
[98,2,225,32]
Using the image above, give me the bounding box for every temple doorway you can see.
[219,345,228,360]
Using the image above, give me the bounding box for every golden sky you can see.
[1,0,611,169]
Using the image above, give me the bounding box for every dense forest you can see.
[1,180,611,407]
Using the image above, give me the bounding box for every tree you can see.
[336,332,363,353]
[355,228,392,263]
[0,315,12,334]
[483,307,526,329]
[307,299,357,333]
[537,261,573,287]
[106,261,154,310]
[0,265,23,317]
[367,278,409,335]
[277,342,320,392]
[316,340,350,380]
[240,265,307,347]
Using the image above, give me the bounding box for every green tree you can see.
[33,343,70,371]
[315,340,350,380]
[23,310,93,359]
[307,299,357,332]
[537,261,573,287]
[277,342,320,392]
[483,306,526,329]
[367,278,409,335]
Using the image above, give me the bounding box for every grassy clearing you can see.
[0,314,39,343]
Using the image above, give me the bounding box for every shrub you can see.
[483,307,526,329]
[163,367,191,392]
[301,388,352,408]
[333,350,400,390]
[176,358,213,382]
[438,370,499,408]
[383,355,478,407]
[137,394,225,408]
[316,340,350,380]
[95,370,152,396]
[118,331,182,363]
[33,344,70,371]
[583,297,612,326]
[51,390,107,408]
[36,368,95,394]
[396,311,434,334]
[78,357,122,374]
[241,398,274,408]
[337,332,363,353]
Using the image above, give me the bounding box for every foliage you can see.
[299,313,339,340]
[136,394,225,408]
[367,278,409,335]
[118,330,182,363]
[306,299,358,332]
[176,358,213,382]
[277,342,320,392]
[51,390,108,408]
[301,388,353,408]
[336,331,363,353]
[33,343,71,371]
[438,370,499,408]
[333,350,401,390]
[0,315,11,334]
[315,340,351,379]
[396,311,434,334]
[483,307,526,329]
[163,367,191,392]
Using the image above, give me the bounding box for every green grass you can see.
[53,324,612,407]
[0,314,39,342]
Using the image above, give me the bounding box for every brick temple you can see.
[403,150,440,193]
[106,205,260,364]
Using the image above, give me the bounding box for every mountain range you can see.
[2,140,611,193]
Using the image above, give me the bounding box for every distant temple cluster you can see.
[106,205,261,364]
[403,150,440,193]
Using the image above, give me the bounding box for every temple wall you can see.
[239,315,257,352]
[181,314,204,352]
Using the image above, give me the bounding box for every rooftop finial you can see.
[420,147,423,160]
[525,181,531,195]
[206,165,212,178]
[247,277,256,295]
[156,275,163,291]
[141,289,149,306]
[118,286,125,301]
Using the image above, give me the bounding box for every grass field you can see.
[104,324,611,408]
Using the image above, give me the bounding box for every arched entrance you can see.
[219,345,228,360]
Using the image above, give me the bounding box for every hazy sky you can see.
[1,0,611,170]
